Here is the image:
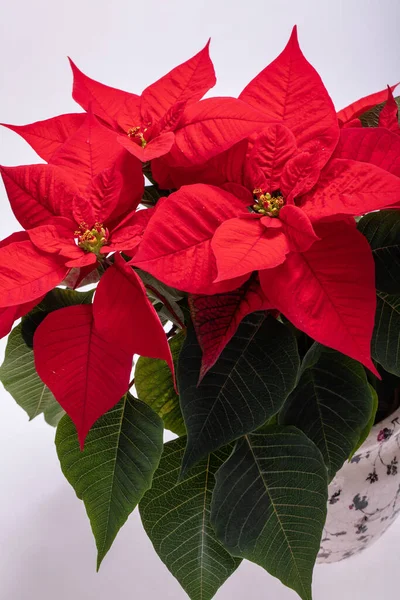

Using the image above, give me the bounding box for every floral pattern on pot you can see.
[318,407,400,563]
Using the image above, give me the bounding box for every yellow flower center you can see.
[252,189,285,217]
[74,222,109,255]
[127,126,147,148]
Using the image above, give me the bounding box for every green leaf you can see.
[135,331,186,435]
[139,437,241,600]
[349,384,379,459]
[178,313,300,474]
[358,210,400,294]
[372,292,400,376]
[0,323,64,426]
[142,184,162,205]
[56,394,163,568]
[22,288,94,347]
[136,268,185,327]
[210,426,328,600]
[360,95,400,127]
[279,344,374,479]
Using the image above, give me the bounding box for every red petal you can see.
[279,205,319,252]
[0,231,29,248]
[280,151,321,202]
[189,276,271,381]
[65,253,97,268]
[0,164,79,228]
[0,240,67,307]
[94,254,173,375]
[51,112,124,191]
[152,139,249,189]
[239,26,339,169]
[82,164,123,224]
[221,182,253,204]
[172,98,268,166]
[0,306,19,338]
[0,296,43,339]
[1,114,86,162]
[260,216,283,229]
[69,58,141,129]
[82,152,144,224]
[34,304,133,447]
[107,208,153,254]
[244,124,297,191]
[212,217,290,281]
[140,40,216,122]
[132,184,249,294]
[337,83,398,125]
[27,217,78,257]
[333,127,400,177]
[301,158,400,220]
[117,132,175,162]
[378,87,400,133]
[157,100,187,133]
[259,221,378,374]
[342,118,362,128]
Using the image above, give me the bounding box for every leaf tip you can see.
[290,24,298,42]
[96,553,104,572]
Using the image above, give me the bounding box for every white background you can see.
[0,1,400,598]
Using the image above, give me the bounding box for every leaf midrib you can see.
[97,394,127,565]
[244,434,309,600]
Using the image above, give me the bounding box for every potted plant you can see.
[0,25,399,600]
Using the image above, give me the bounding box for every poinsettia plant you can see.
[1,25,400,600]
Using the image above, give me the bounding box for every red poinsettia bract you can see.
[0,117,173,444]
[68,42,217,162]
[34,254,173,447]
[337,83,398,127]
[133,27,400,375]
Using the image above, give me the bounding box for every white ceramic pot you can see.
[317,406,400,563]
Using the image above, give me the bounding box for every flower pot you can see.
[317,406,400,563]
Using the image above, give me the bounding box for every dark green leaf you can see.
[56,394,163,568]
[136,268,185,327]
[358,210,400,293]
[178,313,300,474]
[0,323,64,426]
[22,288,94,347]
[142,185,161,205]
[139,437,240,600]
[210,426,328,600]
[373,365,400,423]
[280,344,373,479]
[142,185,172,206]
[349,384,379,458]
[360,95,400,127]
[372,292,400,376]
[135,331,186,435]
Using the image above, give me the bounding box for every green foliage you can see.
[178,313,300,475]
[280,344,374,479]
[372,292,400,376]
[210,426,327,600]
[349,384,379,458]
[136,268,185,327]
[358,210,400,294]
[135,330,186,435]
[142,184,172,206]
[56,394,163,568]
[0,323,64,425]
[140,437,241,600]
